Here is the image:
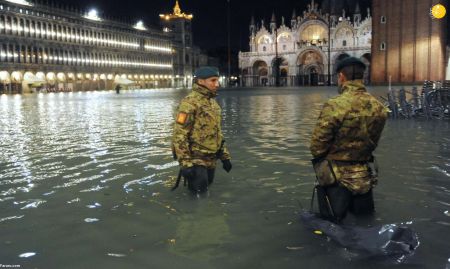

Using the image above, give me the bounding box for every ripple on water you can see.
[84,218,99,223]
[80,185,108,193]
[14,199,46,210]
[107,253,126,258]
[19,252,36,258]
[123,175,161,193]
[86,202,102,209]
[0,215,24,223]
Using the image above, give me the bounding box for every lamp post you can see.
[327,15,331,86]
[274,27,280,87]
[227,0,231,87]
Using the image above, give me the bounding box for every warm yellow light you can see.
[431,4,446,19]
[0,71,9,81]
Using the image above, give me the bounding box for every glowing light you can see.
[133,20,147,31]
[144,45,172,53]
[84,9,101,21]
[431,4,446,19]
[0,71,9,81]
[5,0,32,6]
[46,72,55,81]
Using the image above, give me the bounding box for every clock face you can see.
[430,4,446,19]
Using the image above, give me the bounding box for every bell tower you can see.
[159,1,194,87]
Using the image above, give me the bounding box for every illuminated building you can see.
[0,0,174,93]
[159,0,195,88]
[371,0,448,84]
[239,0,371,87]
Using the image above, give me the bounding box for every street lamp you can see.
[327,15,331,86]
[227,0,231,87]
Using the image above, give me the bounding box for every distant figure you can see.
[171,66,232,195]
[310,57,389,223]
[115,85,121,94]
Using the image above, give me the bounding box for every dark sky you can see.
[53,0,371,51]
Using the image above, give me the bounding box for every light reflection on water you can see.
[0,87,449,269]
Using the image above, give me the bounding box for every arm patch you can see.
[176,112,189,125]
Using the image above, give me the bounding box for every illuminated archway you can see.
[296,50,325,86]
[252,60,268,86]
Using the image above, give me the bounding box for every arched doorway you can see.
[280,68,288,86]
[308,67,319,86]
[271,57,288,86]
[252,60,268,87]
[0,71,11,94]
[297,50,324,86]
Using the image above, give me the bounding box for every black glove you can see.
[181,166,196,178]
[222,159,232,173]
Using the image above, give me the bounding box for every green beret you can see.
[194,66,220,79]
[335,57,366,73]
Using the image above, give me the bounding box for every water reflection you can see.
[0,88,448,268]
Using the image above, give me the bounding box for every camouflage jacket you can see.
[172,83,231,168]
[310,80,388,193]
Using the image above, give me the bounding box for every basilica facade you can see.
[239,0,372,87]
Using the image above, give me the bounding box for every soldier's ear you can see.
[197,78,205,84]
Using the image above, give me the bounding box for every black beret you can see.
[335,57,366,73]
[194,66,220,79]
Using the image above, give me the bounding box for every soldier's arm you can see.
[310,100,343,158]
[217,107,231,160]
[369,106,389,148]
[172,100,196,167]
[221,144,231,160]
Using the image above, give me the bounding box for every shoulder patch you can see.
[176,112,188,125]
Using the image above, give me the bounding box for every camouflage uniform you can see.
[310,80,388,194]
[172,83,231,169]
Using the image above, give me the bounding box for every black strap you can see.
[310,185,316,212]
[171,170,182,191]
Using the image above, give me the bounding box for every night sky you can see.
[53,0,372,51]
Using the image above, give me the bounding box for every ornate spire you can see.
[173,0,181,16]
[159,0,193,20]
[355,1,361,14]
[291,9,297,28]
[271,11,276,22]
[353,1,361,25]
[270,12,276,33]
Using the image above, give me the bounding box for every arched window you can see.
[263,46,266,52]
[343,40,347,47]
[380,42,386,51]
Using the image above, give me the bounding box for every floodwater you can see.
[0,87,449,269]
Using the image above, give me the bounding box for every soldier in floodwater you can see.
[310,57,389,223]
[172,66,232,196]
